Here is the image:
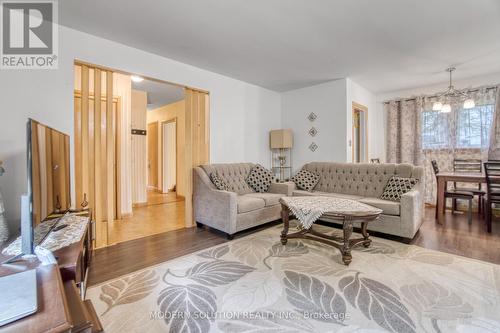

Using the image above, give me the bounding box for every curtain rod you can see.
[382,85,498,104]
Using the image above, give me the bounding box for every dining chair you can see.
[452,159,486,214]
[431,160,473,223]
[483,161,500,233]
[370,158,380,164]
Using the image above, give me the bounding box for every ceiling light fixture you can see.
[131,75,144,83]
[432,67,475,112]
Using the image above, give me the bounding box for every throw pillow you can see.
[380,176,418,202]
[291,169,320,192]
[246,164,273,193]
[210,173,230,191]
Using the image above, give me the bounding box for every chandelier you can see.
[432,67,475,113]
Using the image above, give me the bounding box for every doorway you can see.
[352,102,368,163]
[74,61,210,248]
[115,77,185,244]
[147,122,159,191]
[162,119,177,194]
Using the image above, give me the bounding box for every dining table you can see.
[435,171,487,228]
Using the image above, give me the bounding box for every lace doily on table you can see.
[2,213,88,256]
[280,196,383,229]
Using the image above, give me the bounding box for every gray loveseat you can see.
[193,163,290,238]
[291,162,425,239]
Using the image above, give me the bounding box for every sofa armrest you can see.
[400,188,424,238]
[268,181,296,196]
[193,167,238,234]
[197,190,238,233]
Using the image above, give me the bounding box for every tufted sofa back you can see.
[201,163,255,194]
[302,162,424,198]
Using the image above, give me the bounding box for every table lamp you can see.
[270,129,293,181]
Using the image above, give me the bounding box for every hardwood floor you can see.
[88,226,227,285]
[88,206,500,286]
[144,191,183,206]
[411,206,500,263]
[107,192,185,246]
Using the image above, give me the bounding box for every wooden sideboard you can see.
[0,211,102,333]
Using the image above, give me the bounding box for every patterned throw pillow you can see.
[291,169,320,192]
[380,176,418,202]
[210,173,230,191]
[246,164,273,193]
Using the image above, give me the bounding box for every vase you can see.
[0,190,9,247]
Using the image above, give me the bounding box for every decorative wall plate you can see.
[307,112,317,122]
[309,127,317,137]
[309,142,318,152]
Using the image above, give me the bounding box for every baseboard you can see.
[132,202,148,208]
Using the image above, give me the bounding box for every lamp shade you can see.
[270,129,293,149]
[432,102,442,111]
[441,103,452,113]
[463,99,475,109]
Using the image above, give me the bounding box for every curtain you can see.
[385,98,423,165]
[488,88,500,159]
[385,86,498,205]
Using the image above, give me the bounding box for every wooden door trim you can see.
[351,102,368,163]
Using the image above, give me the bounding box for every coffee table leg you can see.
[361,221,371,248]
[280,204,289,245]
[341,218,353,265]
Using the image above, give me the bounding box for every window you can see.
[422,110,450,149]
[422,104,494,149]
[456,105,494,148]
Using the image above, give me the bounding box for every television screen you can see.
[28,119,71,243]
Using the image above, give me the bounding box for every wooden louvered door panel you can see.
[184,88,210,227]
[74,65,120,248]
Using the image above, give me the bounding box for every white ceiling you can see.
[60,0,500,93]
[132,79,184,111]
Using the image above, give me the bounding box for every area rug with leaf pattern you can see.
[86,222,500,333]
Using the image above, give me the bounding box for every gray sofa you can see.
[291,162,425,239]
[194,163,291,238]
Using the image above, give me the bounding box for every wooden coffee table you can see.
[280,196,382,265]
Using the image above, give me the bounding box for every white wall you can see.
[346,79,384,162]
[0,26,281,232]
[242,87,282,168]
[282,79,347,172]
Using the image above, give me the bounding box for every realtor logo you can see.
[1,0,58,69]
